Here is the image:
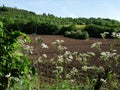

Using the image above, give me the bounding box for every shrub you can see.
[0,22,33,89]
[64,30,89,39]
[80,30,89,39]
[59,24,77,35]
[85,24,116,38]
[36,23,60,35]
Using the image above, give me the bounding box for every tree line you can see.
[0,6,120,38]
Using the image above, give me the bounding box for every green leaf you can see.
[24,66,29,75]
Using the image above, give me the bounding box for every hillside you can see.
[1,6,120,25]
[0,6,120,38]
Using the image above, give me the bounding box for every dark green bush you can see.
[22,21,36,34]
[85,24,118,38]
[59,24,77,35]
[64,30,89,39]
[37,23,59,35]
[0,22,32,89]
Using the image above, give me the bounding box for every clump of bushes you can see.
[59,24,77,35]
[0,22,33,90]
[85,24,120,38]
[6,21,60,35]
[64,30,89,39]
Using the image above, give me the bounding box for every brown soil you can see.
[27,35,120,83]
[28,35,120,61]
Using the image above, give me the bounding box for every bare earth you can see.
[27,35,120,81]
[28,35,120,60]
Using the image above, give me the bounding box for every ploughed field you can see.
[28,35,120,84]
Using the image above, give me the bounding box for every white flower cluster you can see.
[112,32,120,39]
[53,66,63,74]
[42,54,47,58]
[41,43,49,49]
[101,32,109,38]
[100,51,118,61]
[5,73,11,78]
[82,66,96,71]
[35,36,43,42]
[57,55,64,63]
[52,39,64,45]
[64,51,73,63]
[52,39,67,53]
[58,45,67,52]
[70,67,78,75]
[23,44,34,54]
[91,42,102,48]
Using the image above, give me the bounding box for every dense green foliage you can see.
[59,24,77,34]
[65,30,89,39]
[0,22,33,89]
[0,6,120,38]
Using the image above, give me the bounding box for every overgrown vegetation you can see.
[0,22,33,90]
[31,32,120,90]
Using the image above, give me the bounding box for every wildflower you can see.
[112,49,117,52]
[98,66,104,72]
[70,67,78,75]
[19,39,25,45]
[64,51,73,59]
[76,57,82,61]
[101,32,109,38]
[100,78,107,84]
[71,79,76,83]
[35,36,43,42]
[57,45,67,52]
[58,55,64,63]
[5,73,11,78]
[91,42,102,48]
[87,52,95,56]
[112,32,116,37]
[23,45,34,54]
[111,53,117,57]
[101,52,110,56]
[66,58,72,63]
[23,39,27,43]
[27,74,31,80]
[112,32,120,39]
[56,39,64,43]
[81,53,90,58]
[82,66,88,71]
[52,39,64,45]
[66,74,71,79]
[100,51,117,58]
[72,67,78,73]
[52,41,56,45]
[38,57,43,63]
[68,55,73,59]
[73,52,78,56]
[41,43,48,49]
[29,46,34,54]
[104,32,109,34]
[21,71,24,74]
[42,54,47,58]
[64,51,71,56]
[63,46,67,50]
[14,77,19,81]
[54,66,63,73]
[116,33,120,39]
